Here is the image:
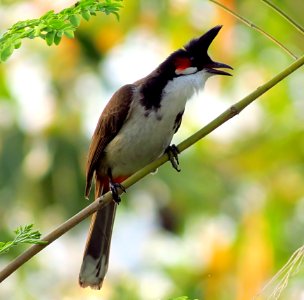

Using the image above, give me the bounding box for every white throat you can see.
[162,69,210,102]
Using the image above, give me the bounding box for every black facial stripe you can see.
[140,72,175,111]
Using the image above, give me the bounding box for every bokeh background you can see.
[0,0,304,299]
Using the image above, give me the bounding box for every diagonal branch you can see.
[0,54,303,284]
[209,0,298,60]
[261,0,304,34]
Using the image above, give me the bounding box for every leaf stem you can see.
[261,0,304,34]
[209,0,298,60]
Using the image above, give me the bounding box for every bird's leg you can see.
[165,144,181,172]
[107,169,126,204]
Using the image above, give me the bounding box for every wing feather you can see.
[85,84,134,197]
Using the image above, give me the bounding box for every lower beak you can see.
[206,61,233,76]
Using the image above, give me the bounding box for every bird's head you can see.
[162,25,233,78]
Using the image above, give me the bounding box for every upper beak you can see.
[206,61,233,76]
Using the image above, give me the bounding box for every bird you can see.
[79,25,232,289]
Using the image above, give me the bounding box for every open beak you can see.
[206,61,233,76]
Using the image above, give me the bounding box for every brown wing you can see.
[85,84,135,197]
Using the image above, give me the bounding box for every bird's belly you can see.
[104,113,176,177]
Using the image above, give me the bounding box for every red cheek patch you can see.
[175,57,191,71]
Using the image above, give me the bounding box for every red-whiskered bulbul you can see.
[79,25,232,289]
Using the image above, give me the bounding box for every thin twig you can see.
[256,246,304,299]
[0,54,303,283]
[261,0,304,34]
[209,0,298,60]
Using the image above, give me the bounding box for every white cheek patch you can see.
[175,66,198,75]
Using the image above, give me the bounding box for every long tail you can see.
[79,176,117,289]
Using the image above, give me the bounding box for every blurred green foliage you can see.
[0,0,304,299]
[0,0,122,61]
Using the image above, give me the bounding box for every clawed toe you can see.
[166,144,181,172]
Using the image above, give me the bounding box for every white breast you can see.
[104,70,209,177]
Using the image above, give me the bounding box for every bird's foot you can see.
[108,168,126,204]
[166,144,181,172]
[109,182,126,204]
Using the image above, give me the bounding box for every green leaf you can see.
[42,26,53,33]
[54,32,62,45]
[14,40,22,49]
[56,30,64,37]
[69,14,81,26]
[0,0,122,62]
[81,10,91,21]
[41,10,55,20]
[64,29,75,39]
[27,28,36,39]
[45,31,56,46]
[47,20,66,31]
[1,45,14,61]
[112,11,120,21]
[0,224,47,255]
